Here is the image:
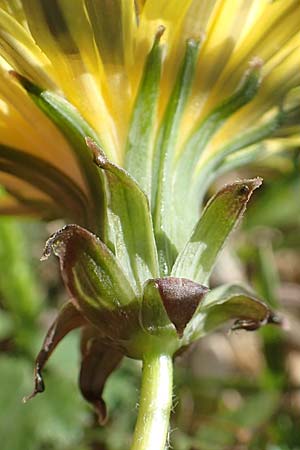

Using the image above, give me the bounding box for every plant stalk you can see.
[131,352,173,450]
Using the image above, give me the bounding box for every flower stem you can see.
[131,352,173,450]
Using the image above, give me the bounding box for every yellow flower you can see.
[0,1,299,230]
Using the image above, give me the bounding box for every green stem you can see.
[131,352,173,450]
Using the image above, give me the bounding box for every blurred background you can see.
[1,151,300,450]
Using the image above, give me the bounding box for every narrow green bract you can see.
[172,178,262,284]
[153,38,201,275]
[125,27,164,199]
[89,139,159,293]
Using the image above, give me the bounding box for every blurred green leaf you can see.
[0,219,43,320]
[0,354,87,450]
[255,241,280,309]
[0,218,44,352]
[88,359,140,450]
[246,175,300,229]
[190,392,280,450]
[230,391,280,428]
[195,425,235,450]
[0,311,13,339]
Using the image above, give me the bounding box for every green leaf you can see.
[124,27,164,198]
[152,38,201,275]
[172,178,262,284]
[89,139,159,292]
[183,283,279,344]
[11,72,106,235]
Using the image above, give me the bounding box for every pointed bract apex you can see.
[193,283,283,340]
[186,31,206,48]
[172,178,262,285]
[9,71,42,95]
[218,177,262,199]
[231,309,282,332]
[156,277,209,337]
[23,301,86,403]
[249,56,264,70]
[238,58,263,95]
[40,235,55,261]
[204,177,262,222]
[85,137,108,168]
[267,311,283,326]
[155,25,165,41]
[23,364,44,403]
[40,224,78,261]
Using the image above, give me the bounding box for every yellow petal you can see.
[0,194,42,216]
[200,0,300,118]
[85,0,137,68]
[135,1,194,121]
[0,0,26,26]
[0,61,86,191]
[0,8,55,87]
[0,172,54,204]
